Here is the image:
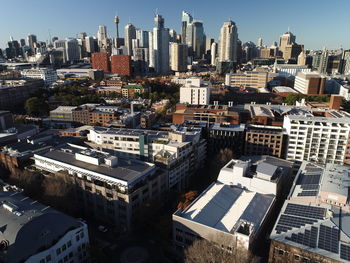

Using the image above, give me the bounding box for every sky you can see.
[1,0,350,50]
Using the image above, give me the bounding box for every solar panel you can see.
[300,184,319,190]
[285,226,318,248]
[275,225,292,233]
[297,191,318,197]
[341,244,350,261]
[277,214,317,229]
[318,225,339,254]
[296,173,321,185]
[284,203,325,219]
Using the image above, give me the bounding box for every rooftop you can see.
[177,182,275,236]
[0,183,83,262]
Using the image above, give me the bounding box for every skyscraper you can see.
[279,31,296,56]
[125,23,136,56]
[85,36,96,54]
[65,38,81,62]
[186,21,205,58]
[170,42,188,72]
[181,11,193,44]
[257,38,263,48]
[218,20,238,63]
[153,14,170,74]
[97,25,108,51]
[136,29,149,48]
[211,42,217,66]
[27,34,37,53]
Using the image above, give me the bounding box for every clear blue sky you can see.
[1,0,350,50]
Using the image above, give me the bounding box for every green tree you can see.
[24,97,49,116]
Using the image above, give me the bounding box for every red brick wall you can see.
[110,55,132,76]
[92,53,110,73]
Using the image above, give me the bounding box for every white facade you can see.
[211,42,217,66]
[97,25,108,50]
[124,23,136,56]
[153,15,169,74]
[283,113,350,164]
[21,68,57,85]
[170,43,187,72]
[179,78,210,105]
[65,38,81,62]
[276,65,311,77]
[218,20,238,63]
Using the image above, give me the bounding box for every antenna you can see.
[155,8,158,15]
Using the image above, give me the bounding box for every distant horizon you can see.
[1,0,350,51]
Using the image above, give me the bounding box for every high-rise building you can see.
[136,29,149,48]
[211,42,217,66]
[341,50,350,75]
[279,31,296,57]
[170,43,188,72]
[257,37,263,48]
[181,11,193,44]
[65,38,81,62]
[187,21,205,59]
[91,52,110,73]
[19,39,26,47]
[218,20,238,63]
[114,15,120,47]
[298,50,307,65]
[110,55,132,76]
[97,25,108,51]
[169,29,177,43]
[85,36,96,54]
[153,14,170,74]
[27,34,37,52]
[124,23,136,56]
[205,38,214,54]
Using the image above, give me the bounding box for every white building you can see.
[218,20,238,63]
[124,23,136,56]
[275,64,311,77]
[283,110,350,165]
[65,38,81,62]
[87,126,206,191]
[21,68,57,85]
[294,72,326,94]
[211,42,217,66]
[179,78,210,105]
[0,182,89,263]
[173,157,292,253]
[97,25,108,50]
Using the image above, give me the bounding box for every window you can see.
[62,244,67,251]
[56,248,61,255]
[40,259,45,263]
[69,252,73,258]
[46,255,52,262]
[76,234,80,242]
[67,241,72,248]
[278,249,284,255]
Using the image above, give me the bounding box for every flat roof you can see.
[36,144,154,184]
[179,182,275,235]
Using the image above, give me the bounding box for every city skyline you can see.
[1,0,350,50]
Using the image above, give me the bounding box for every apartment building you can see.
[87,126,206,191]
[244,125,287,158]
[225,71,268,88]
[283,110,350,165]
[173,157,293,254]
[0,182,89,263]
[33,144,166,232]
[179,78,211,105]
[269,161,350,263]
[50,106,78,122]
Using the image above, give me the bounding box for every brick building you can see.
[110,55,132,76]
[92,52,110,73]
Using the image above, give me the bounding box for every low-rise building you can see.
[179,78,211,105]
[50,106,77,122]
[33,144,166,231]
[244,125,287,158]
[87,126,206,191]
[21,67,57,86]
[173,157,293,254]
[225,71,268,88]
[0,182,89,263]
[56,68,104,80]
[269,161,350,263]
[294,72,326,95]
